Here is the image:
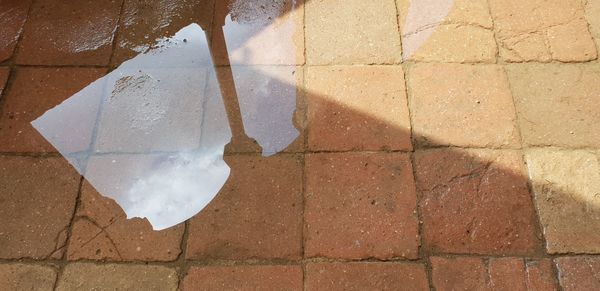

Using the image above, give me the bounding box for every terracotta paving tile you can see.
[306,66,411,152]
[0,263,57,291]
[507,64,600,148]
[0,156,80,259]
[0,67,9,95]
[304,152,419,260]
[408,63,520,148]
[398,0,493,31]
[555,257,600,291]
[525,149,600,254]
[56,263,178,291]
[397,0,496,62]
[305,0,401,65]
[0,67,105,153]
[415,149,540,255]
[186,154,303,260]
[431,257,557,291]
[210,0,304,66]
[16,0,121,66]
[0,0,31,62]
[182,265,303,291]
[305,262,429,291]
[67,181,184,261]
[112,0,215,66]
[489,0,597,62]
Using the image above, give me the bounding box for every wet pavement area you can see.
[1,0,600,290]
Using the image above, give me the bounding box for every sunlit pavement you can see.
[1,0,600,290]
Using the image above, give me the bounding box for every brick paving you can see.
[0,0,599,290]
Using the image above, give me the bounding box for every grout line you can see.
[2,144,600,159]
[0,0,36,125]
[2,253,600,267]
[501,64,549,256]
[175,0,220,287]
[175,220,190,290]
[107,0,128,70]
[402,62,436,291]
[300,1,308,288]
[52,176,85,291]
[485,0,501,65]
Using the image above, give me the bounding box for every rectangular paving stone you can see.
[0,67,106,153]
[306,66,412,152]
[16,0,121,65]
[304,152,419,260]
[489,0,597,62]
[0,263,57,291]
[431,257,557,291]
[555,257,600,291]
[0,157,80,259]
[415,149,540,255]
[56,263,178,291]
[408,63,520,148]
[0,0,31,62]
[67,181,184,261]
[186,154,303,260]
[182,265,303,291]
[305,262,429,291]
[402,24,497,63]
[397,0,496,62]
[525,149,600,254]
[507,64,600,148]
[112,0,215,65]
[305,0,401,65]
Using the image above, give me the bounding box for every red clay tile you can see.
[431,257,488,290]
[57,263,178,290]
[305,0,402,65]
[524,259,559,291]
[431,257,557,291]
[489,258,557,291]
[67,182,184,262]
[408,63,520,148]
[0,67,9,94]
[112,0,215,65]
[0,67,105,153]
[16,0,121,65]
[415,149,540,255]
[304,152,419,260]
[0,156,80,259]
[186,154,303,260]
[555,257,600,291]
[306,66,412,152]
[0,263,57,291]
[0,0,31,62]
[305,262,429,291]
[182,265,303,291]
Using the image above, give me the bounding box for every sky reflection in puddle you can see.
[31,2,301,230]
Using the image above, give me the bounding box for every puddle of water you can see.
[31,0,301,230]
[29,0,450,230]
